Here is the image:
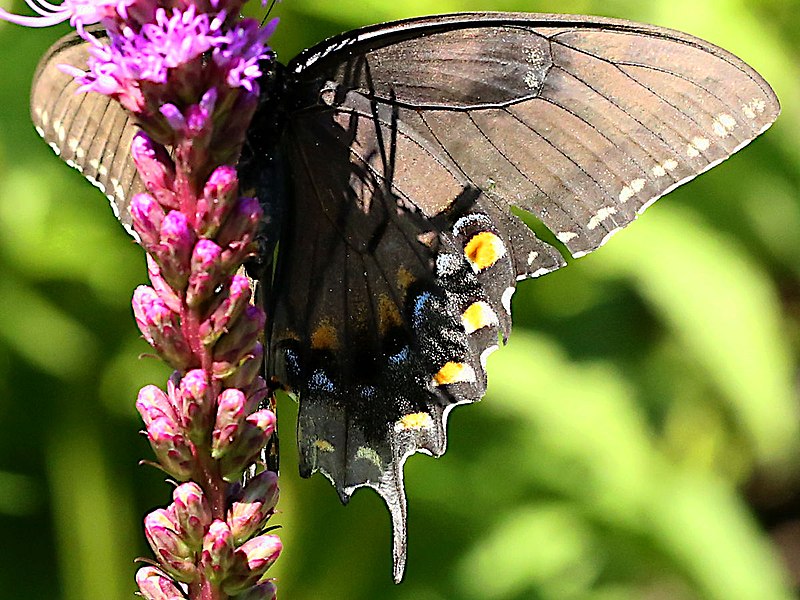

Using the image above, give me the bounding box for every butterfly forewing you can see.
[30,29,142,234]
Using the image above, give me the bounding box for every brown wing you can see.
[271,12,779,581]
[30,29,143,236]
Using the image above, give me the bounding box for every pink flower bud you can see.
[212,388,248,459]
[186,239,226,307]
[222,534,282,594]
[131,132,177,208]
[201,520,235,585]
[158,211,195,288]
[177,369,213,441]
[221,345,264,392]
[130,193,165,251]
[146,417,195,481]
[132,286,192,369]
[160,103,186,133]
[218,410,276,482]
[172,482,212,547]
[212,305,265,376]
[217,196,262,258]
[144,508,198,582]
[135,566,186,600]
[199,274,251,346]
[232,582,277,600]
[196,165,239,237]
[147,255,182,313]
[227,471,279,544]
[136,385,178,428]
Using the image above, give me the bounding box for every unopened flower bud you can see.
[136,384,178,428]
[218,410,276,482]
[186,239,226,307]
[177,369,213,441]
[131,132,177,208]
[212,305,265,376]
[132,286,192,369]
[201,520,235,585]
[196,165,239,237]
[222,534,282,594]
[199,274,251,346]
[144,508,198,582]
[172,482,212,548]
[221,344,264,391]
[147,255,182,313]
[212,388,247,458]
[146,417,195,480]
[135,566,186,600]
[228,470,279,544]
[158,211,195,288]
[232,582,278,600]
[217,196,262,254]
[130,193,165,251]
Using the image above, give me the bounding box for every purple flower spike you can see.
[172,482,212,547]
[227,470,279,544]
[135,566,187,600]
[222,534,282,594]
[3,0,284,592]
[144,508,199,582]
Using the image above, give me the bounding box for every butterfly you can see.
[31,12,779,581]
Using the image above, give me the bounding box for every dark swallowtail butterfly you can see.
[32,12,779,581]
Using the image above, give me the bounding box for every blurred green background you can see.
[1,0,799,598]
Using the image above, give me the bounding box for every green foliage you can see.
[1,1,798,598]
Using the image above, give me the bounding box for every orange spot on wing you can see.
[311,322,339,350]
[396,412,433,431]
[461,301,498,334]
[433,362,476,386]
[464,231,505,271]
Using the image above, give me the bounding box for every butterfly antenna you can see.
[261,0,278,26]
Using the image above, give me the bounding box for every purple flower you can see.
[0,0,127,31]
[227,470,279,544]
[145,508,199,582]
[223,534,282,594]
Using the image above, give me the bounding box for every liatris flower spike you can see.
[0,0,282,597]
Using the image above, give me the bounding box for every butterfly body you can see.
[31,12,780,581]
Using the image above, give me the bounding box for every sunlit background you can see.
[0,0,799,598]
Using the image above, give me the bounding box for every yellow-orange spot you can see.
[311,322,338,350]
[461,301,498,334]
[378,294,404,336]
[464,232,505,271]
[396,266,416,292]
[395,412,433,432]
[433,362,476,386]
[314,439,334,453]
